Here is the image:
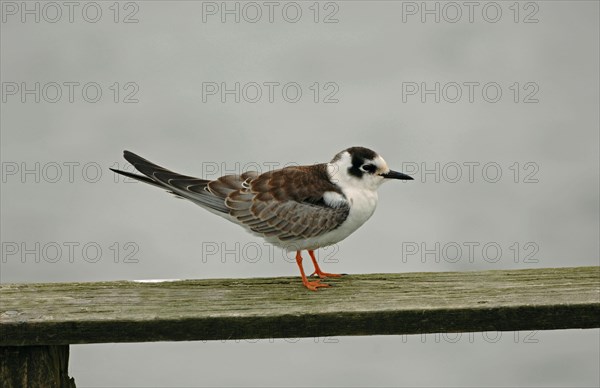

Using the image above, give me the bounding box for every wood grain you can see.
[1,267,598,346]
[0,346,75,388]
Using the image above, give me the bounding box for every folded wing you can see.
[111,151,350,242]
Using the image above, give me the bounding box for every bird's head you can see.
[328,146,413,191]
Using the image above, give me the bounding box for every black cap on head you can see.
[344,147,378,178]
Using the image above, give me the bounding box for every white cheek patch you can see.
[323,191,347,208]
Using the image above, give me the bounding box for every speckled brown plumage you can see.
[114,152,350,243]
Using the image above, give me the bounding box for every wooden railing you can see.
[1,266,599,387]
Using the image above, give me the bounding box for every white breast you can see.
[335,186,379,237]
[278,187,378,251]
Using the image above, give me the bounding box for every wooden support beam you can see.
[0,346,76,388]
[1,267,599,346]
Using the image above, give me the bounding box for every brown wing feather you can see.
[115,150,349,242]
[222,164,350,241]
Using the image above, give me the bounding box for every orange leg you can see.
[308,250,343,278]
[295,251,329,291]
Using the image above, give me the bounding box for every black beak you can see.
[380,170,414,180]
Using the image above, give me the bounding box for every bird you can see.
[110,147,413,291]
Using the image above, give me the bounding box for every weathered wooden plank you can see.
[0,345,76,388]
[1,267,598,346]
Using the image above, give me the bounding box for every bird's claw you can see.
[309,271,344,279]
[302,279,330,291]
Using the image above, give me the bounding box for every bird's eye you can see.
[361,164,377,173]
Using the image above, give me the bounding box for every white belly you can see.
[276,188,379,251]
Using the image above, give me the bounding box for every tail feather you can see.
[111,150,230,214]
[109,168,163,188]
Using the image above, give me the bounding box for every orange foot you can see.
[296,250,331,291]
[302,278,330,291]
[307,250,344,279]
[309,270,344,279]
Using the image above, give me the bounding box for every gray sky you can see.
[1,1,599,387]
